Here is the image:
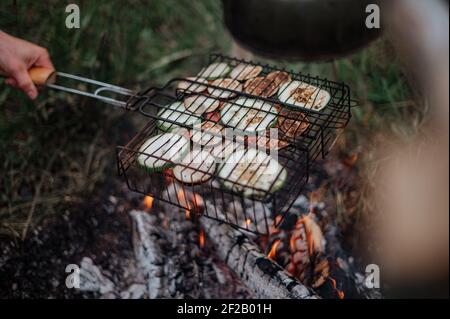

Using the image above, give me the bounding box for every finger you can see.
[35,48,55,70]
[11,67,38,100]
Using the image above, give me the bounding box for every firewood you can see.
[130,210,168,298]
[200,203,318,299]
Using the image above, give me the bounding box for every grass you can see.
[0,0,227,239]
[0,1,423,239]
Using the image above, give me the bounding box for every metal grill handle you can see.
[28,67,136,109]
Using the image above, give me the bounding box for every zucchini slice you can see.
[197,62,230,79]
[278,80,331,111]
[218,148,287,198]
[207,139,238,160]
[192,121,225,147]
[137,133,190,172]
[173,149,216,184]
[220,98,278,133]
[157,101,201,132]
[177,77,208,93]
[207,78,242,99]
[184,95,221,115]
[230,63,263,81]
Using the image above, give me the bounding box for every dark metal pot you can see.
[223,0,382,61]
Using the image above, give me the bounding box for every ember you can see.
[143,195,154,211]
[329,277,345,299]
[199,229,205,248]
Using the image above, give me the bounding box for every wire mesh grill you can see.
[117,54,352,235]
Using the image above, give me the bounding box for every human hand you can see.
[0,31,54,99]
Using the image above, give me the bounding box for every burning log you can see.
[130,210,168,298]
[200,203,318,299]
[131,207,205,298]
[158,182,317,298]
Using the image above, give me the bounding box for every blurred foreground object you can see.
[372,0,449,297]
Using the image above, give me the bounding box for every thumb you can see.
[11,67,38,100]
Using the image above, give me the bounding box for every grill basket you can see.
[116,54,352,235]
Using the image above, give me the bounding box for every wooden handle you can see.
[28,67,57,85]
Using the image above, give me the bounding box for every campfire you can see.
[108,55,375,299]
[130,171,368,299]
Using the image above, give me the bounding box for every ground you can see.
[0,1,423,298]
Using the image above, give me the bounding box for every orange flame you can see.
[143,196,154,211]
[268,215,283,236]
[267,239,281,260]
[290,233,297,253]
[245,218,252,226]
[298,214,323,256]
[192,193,204,212]
[199,229,205,248]
[176,189,204,220]
[329,277,345,299]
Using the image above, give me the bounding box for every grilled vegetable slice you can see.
[266,71,292,86]
[278,80,330,111]
[197,62,230,79]
[230,64,263,81]
[246,135,289,151]
[173,149,216,184]
[137,133,190,172]
[208,139,237,160]
[220,98,278,133]
[177,77,208,93]
[244,76,279,97]
[184,95,221,115]
[157,101,201,132]
[218,148,287,198]
[207,78,242,99]
[192,121,225,147]
[278,109,310,139]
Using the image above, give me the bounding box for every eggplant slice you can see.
[244,76,280,97]
[230,63,263,81]
[278,109,310,139]
[278,80,331,111]
[221,98,278,133]
[197,62,230,79]
[207,78,242,99]
[266,71,292,86]
[184,95,221,115]
[177,77,208,93]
